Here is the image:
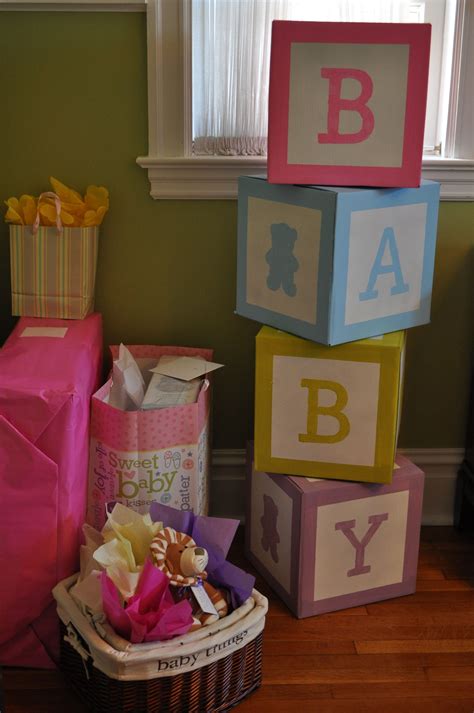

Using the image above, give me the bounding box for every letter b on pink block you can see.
[335,513,389,577]
[318,68,375,145]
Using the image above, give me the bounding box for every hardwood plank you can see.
[331,680,474,700]
[246,680,474,703]
[264,639,357,655]
[267,600,369,617]
[319,605,369,617]
[264,615,474,640]
[415,564,446,580]
[230,683,333,701]
[262,654,428,683]
[415,579,473,591]
[238,695,474,713]
[366,591,474,615]
[426,665,474,681]
[417,550,443,565]
[356,639,474,654]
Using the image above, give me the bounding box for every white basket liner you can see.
[53,574,268,681]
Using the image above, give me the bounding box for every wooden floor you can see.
[3,526,474,712]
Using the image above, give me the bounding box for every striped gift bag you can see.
[9,192,99,319]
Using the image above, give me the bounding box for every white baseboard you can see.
[210,448,464,526]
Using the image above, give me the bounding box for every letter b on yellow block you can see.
[299,379,350,444]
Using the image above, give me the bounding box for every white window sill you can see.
[0,0,145,10]
[136,155,474,201]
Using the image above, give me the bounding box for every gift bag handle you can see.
[32,191,63,235]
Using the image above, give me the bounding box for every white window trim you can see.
[136,154,474,201]
[2,0,473,200]
[136,0,474,200]
[0,0,145,10]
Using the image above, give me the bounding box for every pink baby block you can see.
[268,21,431,187]
[245,445,424,618]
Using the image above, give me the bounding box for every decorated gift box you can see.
[245,446,424,618]
[267,21,431,187]
[0,313,103,667]
[236,176,440,345]
[255,326,405,484]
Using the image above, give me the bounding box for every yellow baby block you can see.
[255,327,405,484]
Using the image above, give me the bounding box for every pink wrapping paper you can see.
[102,560,194,643]
[0,314,103,667]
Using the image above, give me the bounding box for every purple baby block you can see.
[245,445,424,618]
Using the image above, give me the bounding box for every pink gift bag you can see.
[87,345,212,531]
[0,313,102,667]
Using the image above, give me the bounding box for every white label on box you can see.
[313,490,409,601]
[21,327,68,338]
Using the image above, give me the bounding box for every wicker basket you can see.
[53,575,268,713]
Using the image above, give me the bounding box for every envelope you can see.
[150,355,224,381]
[0,313,102,667]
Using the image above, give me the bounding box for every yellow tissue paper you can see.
[71,505,163,610]
[4,195,37,225]
[4,198,23,225]
[102,503,163,567]
[50,176,84,206]
[4,178,109,227]
[94,537,138,575]
[39,202,76,227]
[19,195,37,225]
[85,184,109,212]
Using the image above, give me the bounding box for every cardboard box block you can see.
[245,447,424,618]
[268,21,431,187]
[255,326,405,484]
[236,176,440,345]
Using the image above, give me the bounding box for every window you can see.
[192,0,447,156]
[138,0,474,199]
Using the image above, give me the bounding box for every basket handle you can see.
[32,191,63,235]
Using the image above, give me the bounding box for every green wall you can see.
[1,12,473,449]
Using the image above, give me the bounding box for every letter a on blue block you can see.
[359,227,409,301]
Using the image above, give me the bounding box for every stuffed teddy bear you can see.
[150,527,228,628]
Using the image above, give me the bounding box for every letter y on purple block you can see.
[335,513,389,577]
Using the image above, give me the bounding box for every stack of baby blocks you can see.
[238,20,440,617]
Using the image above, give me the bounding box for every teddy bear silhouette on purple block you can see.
[260,494,280,564]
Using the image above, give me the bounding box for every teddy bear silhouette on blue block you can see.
[265,222,299,297]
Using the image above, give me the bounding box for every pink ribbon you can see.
[32,191,63,235]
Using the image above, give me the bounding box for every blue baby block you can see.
[236,176,440,345]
